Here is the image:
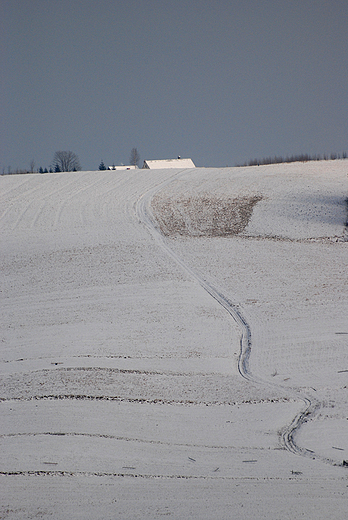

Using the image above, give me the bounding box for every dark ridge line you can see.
[0,395,212,405]
[46,367,163,375]
[0,470,309,480]
[0,395,292,406]
[239,234,347,244]
[1,355,169,364]
[2,366,245,377]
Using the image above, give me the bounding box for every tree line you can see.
[3,148,141,175]
[236,151,348,167]
[4,151,81,175]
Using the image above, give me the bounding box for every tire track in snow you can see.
[135,171,253,384]
[135,170,344,468]
[0,431,257,450]
[0,174,83,230]
[52,171,128,228]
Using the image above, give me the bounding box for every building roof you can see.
[108,165,137,170]
[142,158,195,169]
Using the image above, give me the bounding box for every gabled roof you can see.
[142,158,195,169]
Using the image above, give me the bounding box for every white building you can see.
[142,158,195,169]
[108,165,137,170]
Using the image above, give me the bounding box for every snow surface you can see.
[1,161,347,519]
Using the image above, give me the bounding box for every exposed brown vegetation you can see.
[151,194,262,237]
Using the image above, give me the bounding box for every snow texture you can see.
[1,160,348,519]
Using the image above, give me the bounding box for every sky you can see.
[1,0,347,171]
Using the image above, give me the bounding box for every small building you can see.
[108,165,137,170]
[142,157,195,169]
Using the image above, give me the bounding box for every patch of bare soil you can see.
[151,194,262,237]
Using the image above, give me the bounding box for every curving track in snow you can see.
[135,168,346,469]
[135,170,253,383]
[1,166,347,518]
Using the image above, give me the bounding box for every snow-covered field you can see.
[1,161,347,519]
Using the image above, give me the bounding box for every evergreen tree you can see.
[99,160,107,170]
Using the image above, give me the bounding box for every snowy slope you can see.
[1,161,347,519]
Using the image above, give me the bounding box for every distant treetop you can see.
[52,151,81,172]
[130,148,140,168]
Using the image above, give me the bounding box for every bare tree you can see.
[29,159,35,173]
[52,151,81,172]
[129,148,140,168]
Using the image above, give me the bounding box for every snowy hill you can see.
[1,160,348,519]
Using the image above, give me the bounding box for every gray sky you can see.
[1,0,347,170]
